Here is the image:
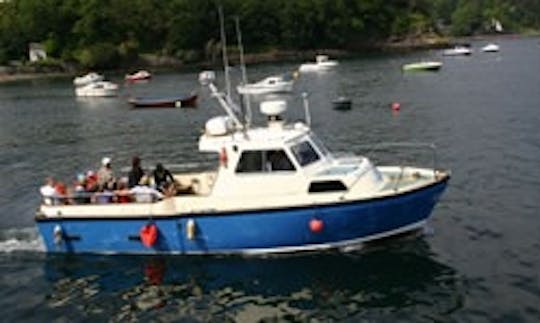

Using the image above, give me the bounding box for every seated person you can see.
[129,185,163,203]
[153,163,176,193]
[97,157,115,190]
[54,181,68,205]
[92,187,114,204]
[40,177,56,205]
[114,180,132,203]
[128,156,145,188]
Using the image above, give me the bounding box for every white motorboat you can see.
[73,72,104,86]
[125,70,152,82]
[481,43,500,53]
[237,75,294,95]
[35,9,450,255]
[36,70,450,255]
[402,61,443,72]
[299,55,339,72]
[442,46,472,56]
[75,81,119,97]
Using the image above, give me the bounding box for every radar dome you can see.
[260,100,287,117]
[205,116,233,136]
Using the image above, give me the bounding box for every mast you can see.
[234,16,252,127]
[218,6,232,100]
[235,16,248,86]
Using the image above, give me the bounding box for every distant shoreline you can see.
[1,33,535,84]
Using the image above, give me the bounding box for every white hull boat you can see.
[73,72,104,86]
[443,46,472,56]
[299,55,339,72]
[75,81,119,97]
[481,43,500,52]
[402,61,443,72]
[237,75,294,95]
[36,70,450,255]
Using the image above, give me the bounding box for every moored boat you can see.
[402,61,443,72]
[125,70,152,82]
[332,96,352,110]
[73,72,104,86]
[299,55,339,72]
[443,46,472,56]
[128,94,198,108]
[35,70,450,255]
[237,75,294,95]
[481,43,500,53]
[75,81,119,97]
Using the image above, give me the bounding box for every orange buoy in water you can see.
[391,102,401,111]
[140,223,158,247]
[309,218,324,233]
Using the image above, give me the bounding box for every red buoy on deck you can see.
[219,147,228,168]
[140,224,158,247]
[309,218,324,233]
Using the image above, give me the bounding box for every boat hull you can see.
[402,62,442,72]
[237,83,293,95]
[129,95,198,108]
[36,177,448,255]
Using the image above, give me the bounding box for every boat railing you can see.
[119,160,218,175]
[350,141,442,175]
[40,190,163,206]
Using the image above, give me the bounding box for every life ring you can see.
[140,223,158,247]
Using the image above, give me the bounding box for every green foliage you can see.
[1,0,539,68]
[75,42,118,69]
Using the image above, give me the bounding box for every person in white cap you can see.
[97,156,115,189]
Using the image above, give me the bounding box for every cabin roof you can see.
[199,121,311,152]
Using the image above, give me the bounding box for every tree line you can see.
[1,0,539,69]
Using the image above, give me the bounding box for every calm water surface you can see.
[1,37,539,322]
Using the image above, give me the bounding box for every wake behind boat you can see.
[128,94,198,108]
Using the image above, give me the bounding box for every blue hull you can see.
[36,178,449,255]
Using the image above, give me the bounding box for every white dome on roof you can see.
[205,116,233,136]
[260,100,287,117]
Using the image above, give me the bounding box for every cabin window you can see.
[310,133,330,157]
[291,140,320,167]
[236,149,295,173]
[309,181,347,193]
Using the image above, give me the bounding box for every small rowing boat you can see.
[128,94,198,109]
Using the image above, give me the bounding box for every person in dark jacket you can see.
[153,163,176,194]
[128,156,145,188]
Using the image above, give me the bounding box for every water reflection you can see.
[43,237,463,322]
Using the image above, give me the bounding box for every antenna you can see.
[218,6,232,100]
[302,92,311,126]
[234,16,252,127]
[235,16,248,85]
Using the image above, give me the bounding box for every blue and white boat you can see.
[35,69,450,255]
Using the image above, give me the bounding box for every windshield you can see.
[290,140,320,167]
[310,133,330,157]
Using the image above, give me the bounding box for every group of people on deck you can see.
[40,156,181,205]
